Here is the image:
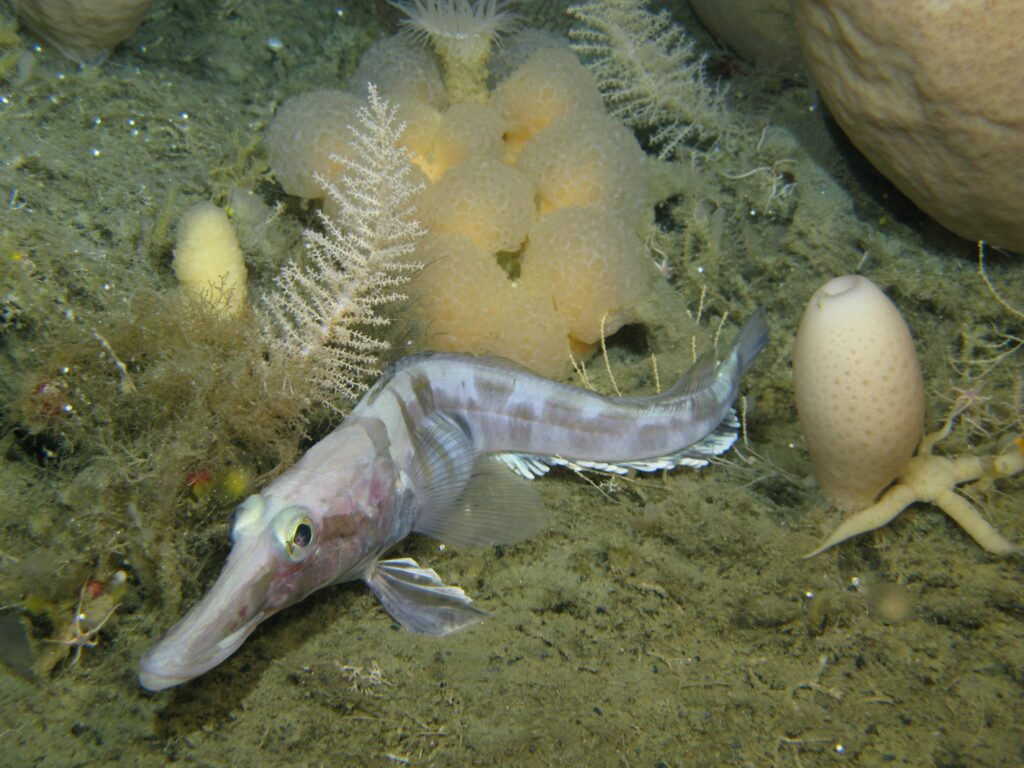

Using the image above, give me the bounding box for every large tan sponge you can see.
[792,0,1024,252]
[15,0,152,65]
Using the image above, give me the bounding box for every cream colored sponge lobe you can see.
[793,275,925,511]
[409,233,510,351]
[265,89,362,199]
[409,233,573,378]
[520,207,651,346]
[421,157,534,253]
[518,113,651,231]
[348,35,447,111]
[493,47,605,155]
[424,102,506,181]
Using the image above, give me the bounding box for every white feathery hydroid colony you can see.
[567,0,729,159]
[262,86,424,409]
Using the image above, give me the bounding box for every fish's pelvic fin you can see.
[364,557,491,636]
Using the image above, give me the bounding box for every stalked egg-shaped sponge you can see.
[793,275,925,510]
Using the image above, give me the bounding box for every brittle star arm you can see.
[803,484,918,558]
[942,444,1023,554]
[933,489,1018,555]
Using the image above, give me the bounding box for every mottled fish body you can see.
[138,311,768,691]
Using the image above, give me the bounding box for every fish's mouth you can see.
[137,542,278,692]
[138,605,267,692]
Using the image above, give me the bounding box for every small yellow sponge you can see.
[172,202,248,316]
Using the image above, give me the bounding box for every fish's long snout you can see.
[138,545,274,692]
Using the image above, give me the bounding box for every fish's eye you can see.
[280,514,315,561]
[285,518,314,558]
[293,522,312,548]
[273,506,316,561]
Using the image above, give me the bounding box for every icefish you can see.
[138,310,768,691]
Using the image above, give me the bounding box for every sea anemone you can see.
[392,0,519,102]
[394,0,518,51]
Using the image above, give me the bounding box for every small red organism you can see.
[186,468,215,499]
[85,579,105,599]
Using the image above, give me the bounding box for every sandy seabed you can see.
[0,2,1020,766]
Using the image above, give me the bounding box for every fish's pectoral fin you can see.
[411,415,548,548]
[415,454,547,547]
[364,557,491,636]
[410,410,547,547]
[411,412,477,522]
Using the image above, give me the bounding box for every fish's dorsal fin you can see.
[411,413,548,548]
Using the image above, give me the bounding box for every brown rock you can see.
[792,0,1024,252]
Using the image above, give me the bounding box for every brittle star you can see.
[805,417,1023,558]
[44,581,119,665]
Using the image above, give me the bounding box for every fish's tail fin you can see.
[731,307,770,379]
[663,308,769,399]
